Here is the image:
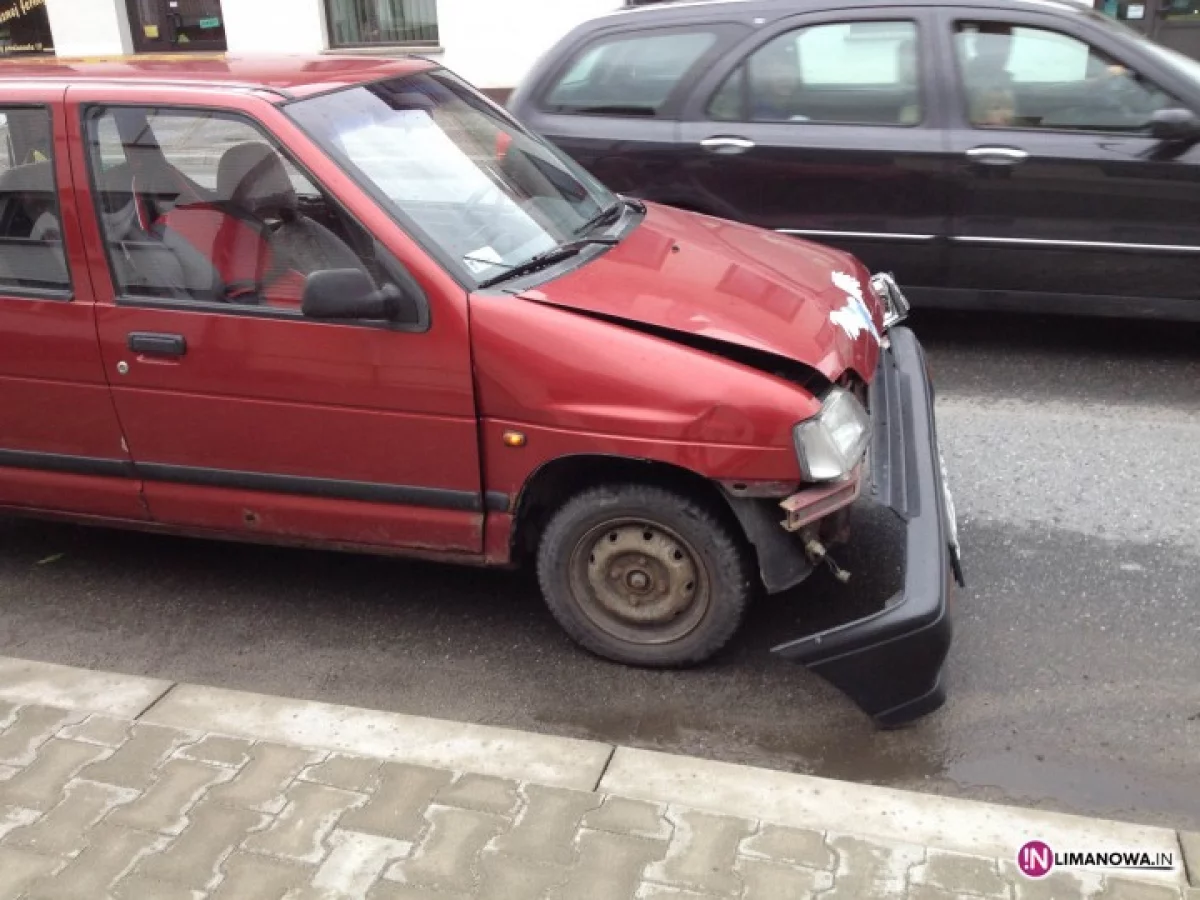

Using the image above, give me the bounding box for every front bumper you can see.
[772,326,958,728]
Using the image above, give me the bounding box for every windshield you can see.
[286,69,620,286]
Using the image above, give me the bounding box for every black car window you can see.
[544,29,718,116]
[953,21,1177,132]
[0,107,70,296]
[709,21,922,126]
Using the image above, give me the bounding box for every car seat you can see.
[215,141,370,307]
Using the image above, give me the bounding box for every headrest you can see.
[216,142,296,214]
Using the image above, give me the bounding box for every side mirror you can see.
[301,268,421,325]
[1149,108,1200,142]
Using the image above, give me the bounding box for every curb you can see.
[0,655,1189,886]
[1181,831,1200,888]
[139,682,612,790]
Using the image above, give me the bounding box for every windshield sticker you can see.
[830,271,881,345]
[463,245,504,274]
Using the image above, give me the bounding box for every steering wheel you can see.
[1097,68,1148,117]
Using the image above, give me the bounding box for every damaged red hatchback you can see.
[0,55,960,726]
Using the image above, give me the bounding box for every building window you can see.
[0,0,54,56]
[326,0,438,47]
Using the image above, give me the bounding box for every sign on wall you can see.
[0,0,53,56]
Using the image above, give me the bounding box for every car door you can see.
[512,22,746,203]
[676,8,952,292]
[65,84,483,554]
[0,87,145,521]
[937,7,1200,315]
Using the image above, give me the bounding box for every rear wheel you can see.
[536,483,753,667]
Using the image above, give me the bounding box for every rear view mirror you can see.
[1148,108,1200,143]
[301,268,422,325]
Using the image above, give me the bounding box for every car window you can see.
[709,21,922,126]
[544,29,718,116]
[0,107,70,295]
[84,107,402,314]
[953,21,1177,131]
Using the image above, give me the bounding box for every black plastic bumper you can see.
[772,327,957,728]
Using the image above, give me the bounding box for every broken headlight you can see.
[793,387,871,482]
[870,272,910,330]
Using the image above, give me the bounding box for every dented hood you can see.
[515,202,884,384]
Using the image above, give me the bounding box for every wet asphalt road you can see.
[1,311,1198,831]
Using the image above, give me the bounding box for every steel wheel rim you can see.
[567,517,711,645]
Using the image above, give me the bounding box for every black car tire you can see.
[536,483,753,667]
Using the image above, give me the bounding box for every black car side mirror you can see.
[1149,108,1200,143]
[301,268,422,325]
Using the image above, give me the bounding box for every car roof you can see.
[604,0,1092,22]
[0,54,438,100]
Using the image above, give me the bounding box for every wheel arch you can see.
[509,454,740,565]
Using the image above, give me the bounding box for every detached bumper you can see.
[772,327,958,728]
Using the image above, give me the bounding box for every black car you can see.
[509,0,1200,321]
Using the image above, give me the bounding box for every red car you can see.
[0,55,960,726]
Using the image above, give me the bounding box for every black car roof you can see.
[603,0,1093,24]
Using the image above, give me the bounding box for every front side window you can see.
[543,29,718,116]
[326,0,438,48]
[709,21,922,125]
[288,69,620,286]
[85,107,398,312]
[0,107,69,294]
[953,21,1176,130]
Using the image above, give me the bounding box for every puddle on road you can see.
[941,753,1199,825]
[542,706,1200,829]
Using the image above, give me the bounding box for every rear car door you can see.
[65,84,483,553]
[0,87,145,520]
[511,21,745,202]
[676,8,952,291]
[937,6,1200,316]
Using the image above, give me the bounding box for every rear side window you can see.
[543,29,718,117]
[0,107,70,296]
[709,21,922,126]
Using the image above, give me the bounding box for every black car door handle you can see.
[966,146,1029,166]
[128,332,187,358]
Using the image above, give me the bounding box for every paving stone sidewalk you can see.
[0,698,1193,900]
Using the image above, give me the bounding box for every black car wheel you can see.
[536,483,752,667]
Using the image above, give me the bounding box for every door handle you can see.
[128,332,187,358]
[966,146,1029,165]
[700,136,756,155]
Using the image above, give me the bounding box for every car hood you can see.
[514,202,884,385]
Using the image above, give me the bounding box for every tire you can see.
[536,483,753,667]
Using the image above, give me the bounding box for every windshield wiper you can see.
[573,201,623,238]
[476,237,618,290]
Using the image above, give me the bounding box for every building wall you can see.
[223,0,328,55]
[44,0,617,91]
[224,0,615,89]
[44,0,132,56]
[432,0,616,89]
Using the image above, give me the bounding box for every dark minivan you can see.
[509,0,1200,321]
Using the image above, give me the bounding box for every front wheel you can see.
[536,484,753,667]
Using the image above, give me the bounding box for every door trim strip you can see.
[0,449,133,479]
[777,229,937,242]
[0,449,492,513]
[951,235,1200,253]
[137,463,483,511]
